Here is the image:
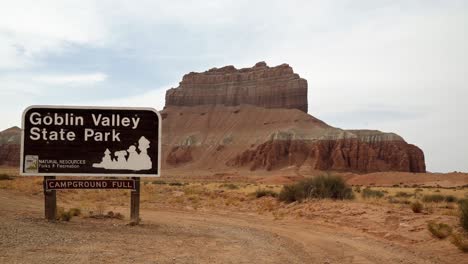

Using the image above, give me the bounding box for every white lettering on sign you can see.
[91,114,140,129]
[84,129,120,142]
[27,112,139,142]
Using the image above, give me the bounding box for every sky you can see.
[0,0,467,172]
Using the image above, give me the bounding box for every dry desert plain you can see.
[1,167,468,264]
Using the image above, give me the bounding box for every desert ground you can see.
[1,167,467,263]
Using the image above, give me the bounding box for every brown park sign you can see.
[20,105,161,177]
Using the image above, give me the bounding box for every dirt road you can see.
[0,190,456,263]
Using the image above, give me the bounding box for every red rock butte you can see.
[166,61,308,112]
[162,62,426,174]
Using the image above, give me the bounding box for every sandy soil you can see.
[1,188,466,264]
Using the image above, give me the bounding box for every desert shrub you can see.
[69,208,81,216]
[58,211,72,221]
[220,183,239,190]
[278,175,354,203]
[445,195,458,203]
[392,184,400,187]
[427,222,452,239]
[451,233,468,252]
[255,189,278,198]
[169,182,184,186]
[411,201,424,213]
[152,180,167,185]
[354,186,361,193]
[395,191,413,198]
[0,174,12,180]
[423,194,445,203]
[362,188,385,199]
[434,189,441,193]
[278,184,303,203]
[459,199,468,231]
[415,188,423,192]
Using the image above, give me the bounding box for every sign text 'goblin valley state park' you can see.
[20,106,161,177]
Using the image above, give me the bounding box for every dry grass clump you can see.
[220,183,239,190]
[395,191,413,198]
[56,207,78,221]
[69,208,81,216]
[362,188,385,199]
[0,173,13,180]
[427,221,452,239]
[451,233,468,252]
[459,199,468,231]
[423,194,458,203]
[411,201,424,213]
[278,175,354,203]
[254,189,278,198]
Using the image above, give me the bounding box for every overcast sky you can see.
[0,1,466,172]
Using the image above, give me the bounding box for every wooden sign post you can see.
[130,177,140,224]
[20,106,161,224]
[43,176,56,221]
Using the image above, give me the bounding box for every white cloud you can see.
[82,86,169,111]
[33,73,108,85]
[0,0,107,69]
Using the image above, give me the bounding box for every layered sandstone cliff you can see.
[162,62,426,174]
[0,126,20,167]
[166,62,308,112]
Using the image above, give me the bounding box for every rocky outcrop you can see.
[0,126,21,167]
[166,62,308,112]
[227,134,425,173]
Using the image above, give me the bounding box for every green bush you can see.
[411,201,423,213]
[362,188,385,199]
[427,222,452,239]
[278,175,354,203]
[459,199,468,232]
[255,189,278,198]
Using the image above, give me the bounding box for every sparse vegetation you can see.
[423,194,458,203]
[459,199,468,231]
[362,188,385,199]
[220,183,239,190]
[395,191,413,198]
[169,182,185,186]
[69,208,81,216]
[411,201,424,213]
[152,180,167,185]
[0,174,12,180]
[59,211,73,221]
[278,175,354,203]
[451,233,468,252]
[354,186,361,193]
[255,189,278,198]
[427,221,452,239]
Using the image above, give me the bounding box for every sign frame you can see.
[20,105,162,177]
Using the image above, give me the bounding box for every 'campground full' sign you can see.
[20,106,161,177]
